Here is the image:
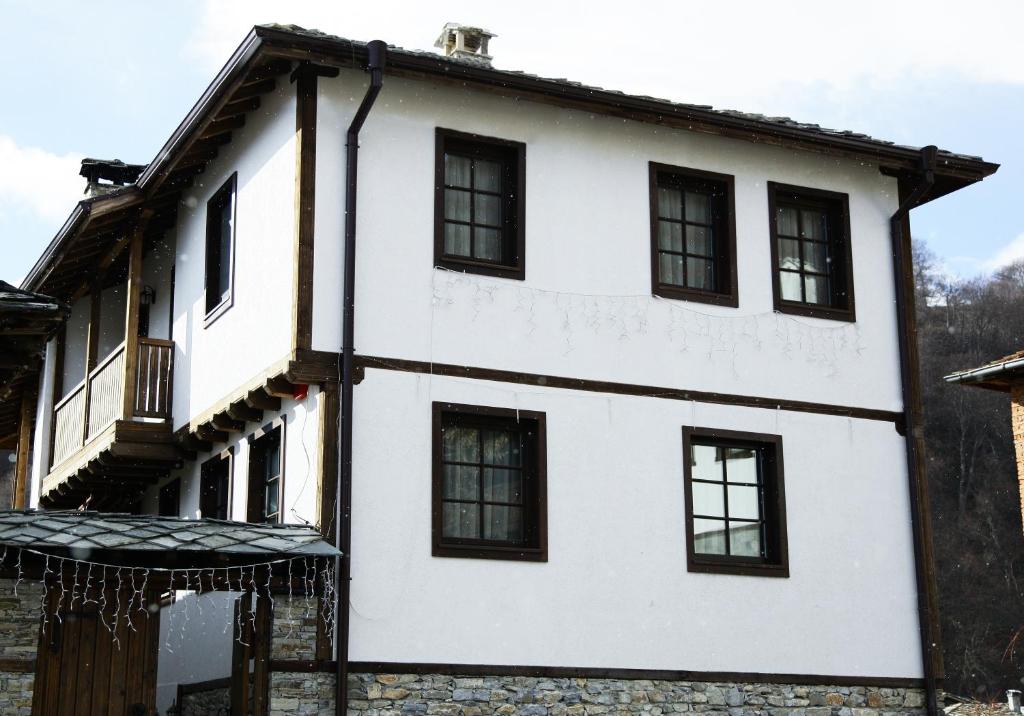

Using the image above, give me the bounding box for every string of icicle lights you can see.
[0,545,336,650]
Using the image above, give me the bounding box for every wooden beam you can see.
[233,78,276,100]
[292,64,318,353]
[227,400,262,424]
[12,391,33,509]
[179,433,213,454]
[245,388,280,412]
[203,115,246,139]
[211,412,245,433]
[46,325,65,471]
[121,224,145,421]
[317,384,339,544]
[216,97,260,120]
[196,424,229,444]
[265,375,294,399]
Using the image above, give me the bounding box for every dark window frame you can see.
[682,426,789,578]
[204,172,238,326]
[649,162,738,307]
[246,418,285,524]
[200,448,234,520]
[767,182,855,322]
[434,128,526,281]
[158,478,181,518]
[432,402,547,562]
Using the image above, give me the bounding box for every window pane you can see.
[217,198,232,301]
[483,468,523,503]
[442,502,479,539]
[474,228,502,261]
[804,274,828,305]
[264,477,279,521]
[728,522,762,557]
[686,258,713,291]
[445,154,471,188]
[658,221,683,252]
[804,241,829,273]
[443,464,480,500]
[443,426,479,462]
[691,481,725,518]
[657,187,682,220]
[443,223,471,257]
[482,429,520,466]
[725,448,758,484]
[685,225,711,256]
[684,191,711,223]
[727,485,760,520]
[475,193,501,226]
[659,253,684,286]
[776,206,799,236]
[693,518,727,555]
[691,444,723,481]
[778,238,801,270]
[779,270,802,301]
[474,159,502,192]
[444,189,471,222]
[801,209,827,239]
[483,505,523,542]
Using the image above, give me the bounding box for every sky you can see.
[0,0,1020,286]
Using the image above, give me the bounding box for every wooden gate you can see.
[33,586,160,715]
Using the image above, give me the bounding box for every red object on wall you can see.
[292,383,309,401]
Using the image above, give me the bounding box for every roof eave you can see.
[944,357,1024,391]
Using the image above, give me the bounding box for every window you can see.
[432,403,547,561]
[247,422,284,524]
[435,129,526,280]
[768,182,855,321]
[200,451,232,520]
[682,427,788,577]
[650,163,737,306]
[204,173,237,321]
[158,478,180,518]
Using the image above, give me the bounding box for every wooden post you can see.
[46,325,65,470]
[291,64,319,353]
[12,390,33,509]
[82,279,103,443]
[121,225,145,421]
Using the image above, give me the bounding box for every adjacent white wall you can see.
[28,342,56,507]
[349,368,922,678]
[170,85,297,430]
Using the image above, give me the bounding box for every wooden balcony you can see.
[42,337,180,509]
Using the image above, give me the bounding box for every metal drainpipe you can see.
[889,144,940,716]
[336,39,386,716]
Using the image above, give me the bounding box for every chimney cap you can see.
[434,23,497,66]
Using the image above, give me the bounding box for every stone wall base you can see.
[271,671,336,715]
[344,673,926,716]
[0,671,34,716]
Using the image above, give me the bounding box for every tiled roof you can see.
[0,510,338,557]
[262,24,986,164]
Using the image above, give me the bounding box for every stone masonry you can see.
[345,673,927,716]
[0,578,42,716]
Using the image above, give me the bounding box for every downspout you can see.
[336,40,386,715]
[889,144,940,716]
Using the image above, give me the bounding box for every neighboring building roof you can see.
[0,510,338,567]
[21,23,999,301]
[944,350,1024,392]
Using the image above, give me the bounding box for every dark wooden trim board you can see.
[0,658,36,673]
[292,64,318,352]
[648,162,738,308]
[767,182,856,323]
[356,355,902,425]
[681,427,788,578]
[434,128,527,281]
[431,402,548,562]
[345,662,924,689]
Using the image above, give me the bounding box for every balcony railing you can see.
[51,338,174,468]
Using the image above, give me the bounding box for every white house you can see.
[4,22,998,716]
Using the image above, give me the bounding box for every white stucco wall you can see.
[28,341,56,506]
[142,233,176,341]
[170,86,297,429]
[313,71,903,413]
[348,368,921,678]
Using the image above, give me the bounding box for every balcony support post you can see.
[13,389,34,509]
[121,224,145,422]
[82,278,103,443]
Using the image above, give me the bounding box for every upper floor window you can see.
[200,451,232,520]
[682,427,788,577]
[768,182,855,321]
[435,129,526,280]
[247,422,283,524]
[650,163,737,306]
[205,173,237,321]
[432,403,547,561]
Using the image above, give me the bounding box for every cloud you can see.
[0,135,83,225]
[186,0,1024,114]
[985,233,1024,271]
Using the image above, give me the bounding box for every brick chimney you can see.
[434,23,496,67]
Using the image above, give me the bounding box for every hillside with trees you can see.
[915,242,1024,697]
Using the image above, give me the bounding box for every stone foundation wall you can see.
[345,673,927,716]
[0,578,41,716]
[270,672,336,715]
[177,684,230,715]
